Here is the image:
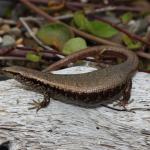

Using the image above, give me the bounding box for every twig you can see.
[29,0,142,12]
[67,4,141,13]
[19,17,65,58]
[21,16,43,26]
[29,0,150,47]
[0,46,63,60]
[28,0,48,4]
[19,0,119,46]
[54,6,140,21]
[19,17,54,51]
[47,0,65,11]
[0,48,14,56]
[16,46,65,59]
[0,56,26,60]
[0,18,16,25]
[136,51,150,60]
[101,5,141,12]
[91,15,150,47]
[16,46,57,54]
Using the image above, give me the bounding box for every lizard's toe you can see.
[28,99,50,112]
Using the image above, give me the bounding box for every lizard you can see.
[1,45,139,111]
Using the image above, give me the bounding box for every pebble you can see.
[25,27,38,38]
[81,0,88,3]
[17,44,24,47]
[25,32,30,38]
[0,18,3,25]
[128,19,148,34]
[1,24,11,33]
[32,27,38,35]
[15,38,23,45]
[0,36,2,44]
[2,35,15,48]
[9,27,21,37]
[0,30,4,35]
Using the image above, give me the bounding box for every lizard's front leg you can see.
[28,92,51,112]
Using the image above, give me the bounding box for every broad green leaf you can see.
[37,23,74,50]
[121,12,133,24]
[122,34,142,49]
[73,11,92,31]
[26,52,41,62]
[90,20,118,38]
[73,12,118,38]
[63,37,87,55]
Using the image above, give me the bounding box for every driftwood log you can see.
[0,66,149,150]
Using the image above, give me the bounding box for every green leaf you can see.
[122,34,142,49]
[73,11,92,31]
[89,20,118,38]
[26,52,41,62]
[63,37,87,55]
[37,23,74,50]
[121,12,133,24]
[73,12,118,38]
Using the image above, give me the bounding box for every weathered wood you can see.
[0,67,149,150]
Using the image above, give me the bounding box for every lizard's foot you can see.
[28,99,50,112]
[113,80,132,109]
[113,97,128,109]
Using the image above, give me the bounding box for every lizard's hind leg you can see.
[101,80,133,111]
[117,80,132,109]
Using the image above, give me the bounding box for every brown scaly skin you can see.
[2,45,139,111]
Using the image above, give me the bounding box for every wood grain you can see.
[0,67,149,150]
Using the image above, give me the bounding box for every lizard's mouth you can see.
[2,71,18,78]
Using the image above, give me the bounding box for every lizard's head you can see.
[1,66,44,87]
[2,66,51,91]
[2,66,45,82]
[1,66,35,79]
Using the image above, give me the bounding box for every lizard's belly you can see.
[15,75,129,108]
[49,83,127,108]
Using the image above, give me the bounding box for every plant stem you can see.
[92,15,150,47]
[19,0,119,46]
